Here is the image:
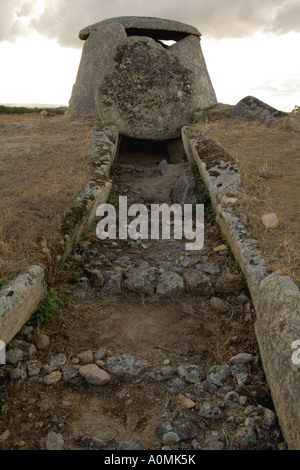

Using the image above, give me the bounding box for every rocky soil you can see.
[0,143,285,451]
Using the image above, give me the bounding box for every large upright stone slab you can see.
[68,23,127,117]
[96,36,195,140]
[68,16,217,139]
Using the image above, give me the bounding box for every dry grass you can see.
[196,107,300,286]
[0,114,95,279]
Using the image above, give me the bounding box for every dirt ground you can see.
[0,107,298,451]
[0,114,95,280]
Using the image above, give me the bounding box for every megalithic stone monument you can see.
[68,16,217,140]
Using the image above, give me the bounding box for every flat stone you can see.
[123,265,156,296]
[183,270,214,296]
[106,354,149,377]
[61,364,80,381]
[155,418,198,443]
[43,371,62,385]
[215,272,246,294]
[148,365,176,382]
[210,297,229,313]
[79,428,116,449]
[79,364,111,385]
[230,353,254,365]
[262,213,279,229]
[178,364,205,383]
[41,431,64,450]
[156,271,185,297]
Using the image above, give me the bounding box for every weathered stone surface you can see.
[210,296,229,313]
[0,265,46,345]
[156,271,185,297]
[106,354,149,376]
[123,265,156,296]
[79,364,111,385]
[183,270,214,296]
[231,96,288,127]
[68,23,127,117]
[155,418,198,443]
[170,173,203,207]
[41,431,64,450]
[255,272,300,450]
[96,36,195,140]
[79,16,201,41]
[178,364,205,383]
[215,272,246,294]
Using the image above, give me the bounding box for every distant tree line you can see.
[0,105,68,115]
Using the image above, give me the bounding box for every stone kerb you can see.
[181,125,300,450]
[0,124,118,346]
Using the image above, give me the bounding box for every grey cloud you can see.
[1,0,300,46]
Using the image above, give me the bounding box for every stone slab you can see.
[79,16,201,41]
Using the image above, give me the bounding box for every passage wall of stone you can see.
[68,16,217,140]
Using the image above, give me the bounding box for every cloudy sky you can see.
[0,0,299,111]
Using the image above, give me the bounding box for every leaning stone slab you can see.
[231,96,288,127]
[255,273,300,450]
[0,266,46,345]
[68,23,127,117]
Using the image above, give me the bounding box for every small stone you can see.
[61,365,80,381]
[215,272,246,294]
[26,359,42,377]
[234,426,256,447]
[194,379,218,395]
[213,244,227,252]
[262,213,279,229]
[123,265,156,296]
[41,431,64,450]
[94,348,107,361]
[235,372,249,386]
[166,377,186,394]
[199,401,224,420]
[210,297,229,313]
[183,270,214,297]
[35,334,50,350]
[148,366,176,382]
[118,441,141,450]
[224,391,240,404]
[102,269,122,294]
[221,196,238,206]
[262,407,277,428]
[0,429,11,442]
[278,442,288,450]
[196,263,220,275]
[44,353,67,372]
[203,431,225,450]
[230,353,254,365]
[158,159,170,175]
[10,363,27,380]
[156,271,185,298]
[180,257,199,268]
[207,364,232,387]
[176,394,196,410]
[106,354,149,377]
[155,419,198,443]
[178,364,206,383]
[77,350,94,364]
[79,428,116,450]
[79,364,111,385]
[43,371,62,385]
